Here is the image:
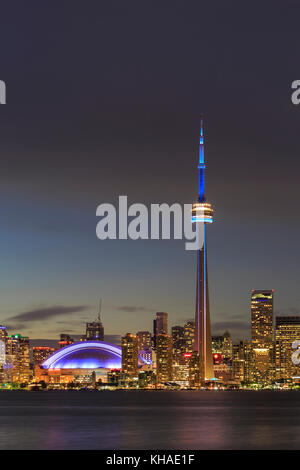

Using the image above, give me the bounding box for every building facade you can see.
[251,290,274,383]
[275,316,300,380]
[156,333,173,383]
[121,333,139,378]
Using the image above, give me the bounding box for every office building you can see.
[275,316,300,380]
[156,333,173,383]
[121,333,139,378]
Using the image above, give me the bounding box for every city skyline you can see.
[1,3,300,343]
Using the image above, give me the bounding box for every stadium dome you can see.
[41,341,123,370]
[41,340,150,370]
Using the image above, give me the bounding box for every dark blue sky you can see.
[0,1,300,341]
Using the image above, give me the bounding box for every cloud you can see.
[7,305,89,324]
[117,306,152,313]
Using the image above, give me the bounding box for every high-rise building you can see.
[154,312,168,336]
[171,326,185,358]
[121,333,138,378]
[232,341,255,384]
[33,347,55,367]
[184,321,195,353]
[173,357,190,386]
[251,290,274,347]
[212,331,232,360]
[137,331,152,350]
[138,370,156,388]
[85,301,104,341]
[7,334,30,383]
[86,320,104,341]
[275,316,300,380]
[251,290,274,383]
[138,348,153,366]
[189,352,202,388]
[58,334,73,349]
[156,333,173,383]
[192,117,214,380]
[0,326,7,383]
[0,326,7,366]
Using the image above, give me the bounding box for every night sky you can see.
[1,1,300,343]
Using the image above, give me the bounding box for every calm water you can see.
[0,390,299,449]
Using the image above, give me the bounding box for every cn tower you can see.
[192,116,214,380]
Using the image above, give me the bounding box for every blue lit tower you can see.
[192,116,214,380]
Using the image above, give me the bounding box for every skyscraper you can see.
[0,326,7,383]
[6,334,31,383]
[137,331,153,367]
[192,117,214,380]
[275,316,300,380]
[33,347,55,367]
[171,325,185,358]
[85,300,104,341]
[184,321,195,353]
[251,290,274,347]
[212,331,232,360]
[0,326,7,366]
[121,333,139,378]
[153,312,168,348]
[137,331,152,350]
[156,333,173,383]
[58,334,73,349]
[251,290,274,383]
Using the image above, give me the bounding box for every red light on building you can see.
[213,353,223,364]
[183,353,192,358]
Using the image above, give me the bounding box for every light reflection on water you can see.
[0,390,299,449]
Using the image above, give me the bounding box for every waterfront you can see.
[0,390,299,449]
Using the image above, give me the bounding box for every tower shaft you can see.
[193,117,214,380]
[194,226,214,379]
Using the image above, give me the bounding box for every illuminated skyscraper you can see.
[58,333,73,349]
[137,331,152,350]
[33,346,55,367]
[171,325,185,358]
[121,333,138,378]
[153,312,168,348]
[85,300,104,341]
[7,334,30,383]
[251,290,274,383]
[212,331,232,360]
[0,326,7,383]
[232,340,255,384]
[0,326,7,366]
[192,117,214,380]
[156,333,173,383]
[184,321,195,353]
[189,352,202,388]
[275,316,300,380]
[251,290,274,347]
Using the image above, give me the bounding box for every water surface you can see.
[0,390,299,449]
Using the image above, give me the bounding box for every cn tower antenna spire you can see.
[198,115,205,203]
